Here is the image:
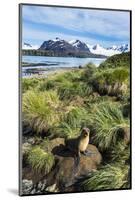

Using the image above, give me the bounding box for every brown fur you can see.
[65,128,90,157]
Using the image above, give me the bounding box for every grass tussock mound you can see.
[88,102,129,151]
[28,147,55,174]
[23,90,61,133]
[92,67,129,96]
[22,78,41,92]
[81,163,130,191]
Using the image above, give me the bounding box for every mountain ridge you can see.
[22,38,130,57]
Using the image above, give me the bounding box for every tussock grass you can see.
[81,62,97,82]
[64,107,89,128]
[51,106,90,138]
[59,70,82,82]
[99,52,130,69]
[96,67,129,84]
[110,142,130,164]
[38,79,55,91]
[28,147,55,174]
[23,90,61,133]
[89,102,129,151]
[22,52,130,192]
[52,122,81,139]
[58,81,92,100]
[81,163,130,190]
[22,78,40,93]
[92,67,129,96]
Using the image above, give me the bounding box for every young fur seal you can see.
[65,127,92,171]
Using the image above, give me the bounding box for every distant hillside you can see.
[99,52,130,69]
[22,49,106,58]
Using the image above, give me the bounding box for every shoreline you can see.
[22,67,79,79]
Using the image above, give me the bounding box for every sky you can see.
[22,5,130,48]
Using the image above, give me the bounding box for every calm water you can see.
[22,55,106,77]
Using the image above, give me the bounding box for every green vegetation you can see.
[22,52,130,191]
[99,52,130,69]
[22,78,41,93]
[109,142,130,164]
[23,90,61,133]
[92,67,129,96]
[28,146,55,174]
[88,102,129,151]
[81,163,130,190]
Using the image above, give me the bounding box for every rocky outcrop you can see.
[49,143,102,189]
[21,179,48,195]
[22,138,102,193]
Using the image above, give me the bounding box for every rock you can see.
[47,143,102,190]
[22,179,48,195]
[123,127,130,144]
[45,183,59,193]
[37,180,47,191]
[30,188,36,194]
[22,138,102,193]
[27,138,36,145]
[22,179,33,194]
[22,142,31,155]
[42,138,65,153]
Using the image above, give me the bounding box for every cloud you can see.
[22,5,130,45]
[22,25,128,48]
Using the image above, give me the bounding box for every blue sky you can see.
[22,5,130,48]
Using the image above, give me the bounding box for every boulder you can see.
[22,138,102,192]
[46,140,102,191]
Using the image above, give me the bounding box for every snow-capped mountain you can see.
[107,44,129,52]
[87,43,129,57]
[39,38,92,57]
[69,39,90,53]
[22,42,39,50]
[39,37,75,52]
[23,38,130,57]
